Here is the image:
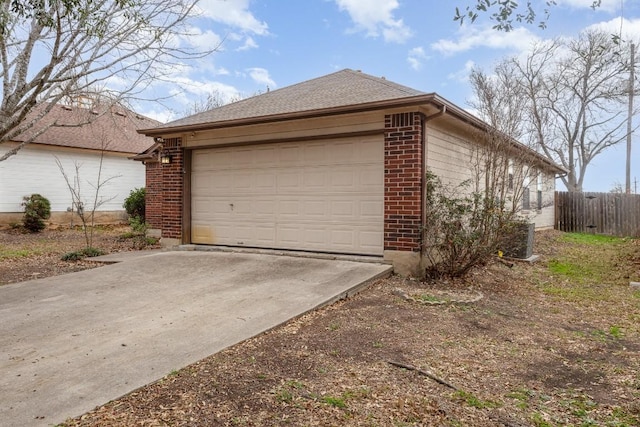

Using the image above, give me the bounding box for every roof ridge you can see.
[347,69,426,96]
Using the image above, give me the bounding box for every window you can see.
[508,160,514,191]
[522,173,531,210]
[522,186,530,210]
[536,174,543,211]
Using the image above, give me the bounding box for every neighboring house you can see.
[0,103,158,225]
[138,69,564,275]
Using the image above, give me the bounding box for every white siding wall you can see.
[0,145,145,213]
[529,171,556,229]
[426,122,557,230]
[425,125,473,187]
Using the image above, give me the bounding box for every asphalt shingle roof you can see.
[16,104,159,154]
[158,69,427,129]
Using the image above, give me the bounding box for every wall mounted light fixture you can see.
[160,150,172,164]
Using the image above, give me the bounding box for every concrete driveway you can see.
[0,251,391,426]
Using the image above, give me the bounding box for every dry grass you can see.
[0,224,159,285]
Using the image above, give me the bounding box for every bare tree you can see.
[55,124,123,249]
[468,63,549,211]
[477,30,636,192]
[181,90,245,117]
[0,0,210,161]
[55,150,121,249]
[610,181,625,193]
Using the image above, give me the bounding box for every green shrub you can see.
[128,215,148,234]
[22,194,51,232]
[61,247,105,261]
[61,251,83,261]
[422,171,521,279]
[123,187,145,221]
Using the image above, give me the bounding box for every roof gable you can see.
[15,104,159,154]
[159,69,426,129]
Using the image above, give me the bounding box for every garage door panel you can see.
[330,170,355,188]
[206,172,232,190]
[231,148,254,166]
[253,200,276,215]
[280,145,301,163]
[331,229,354,246]
[278,225,303,245]
[192,198,209,214]
[303,170,326,187]
[191,138,383,255]
[360,200,383,218]
[330,142,355,163]
[360,231,384,251]
[255,172,277,190]
[303,144,327,164]
[330,201,353,217]
[254,226,276,245]
[303,201,327,216]
[192,173,209,190]
[359,140,383,162]
[361,169,384,187]
[277,172,301,190]
[278,200,301,215]
[191,224,214,242]
[210,150,234,169]
[254,146,278,165]
[302,228,326,245]
[205,200,232,215]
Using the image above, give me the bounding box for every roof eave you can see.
[137,94,438,137]
[17,140,146,156]
[137,92,566,175]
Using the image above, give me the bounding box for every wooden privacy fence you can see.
[555,191,640,237]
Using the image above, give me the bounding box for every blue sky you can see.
[139,0,640,192]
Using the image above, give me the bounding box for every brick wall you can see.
[384,112,423,252]
[145,161,162,230]
[160,138,184,239]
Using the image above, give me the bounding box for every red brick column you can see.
[145,161,162,230]
[384,112,423,252]
[160,137,183,240]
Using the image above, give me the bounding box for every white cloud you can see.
[334,0,413,43]
[407,46,428,70]
[246,67,276,89]
[184,26,224,51]
[169,77,242,106]
[134,75,244,123]
[584,17,640,41]
[237,36,259,51]
[558,0,622,14]
[140,108,174,124]
[447,60,476,83]
[196,0,269,35]
[431,25,539,56]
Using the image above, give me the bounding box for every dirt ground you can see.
[2,227,640,426]
[0,224,159,285]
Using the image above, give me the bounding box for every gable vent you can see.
[163,137,181,148]
[391,112,413,127]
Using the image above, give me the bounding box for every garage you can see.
[190,137,384,255]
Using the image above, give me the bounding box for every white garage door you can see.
[191,137,384,255]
